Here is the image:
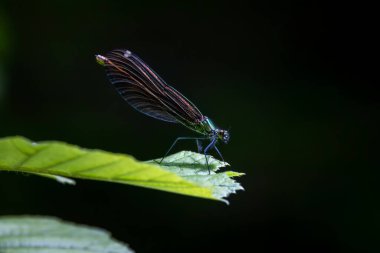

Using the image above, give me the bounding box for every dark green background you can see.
[0,1,378,252]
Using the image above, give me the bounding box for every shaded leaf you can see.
[0,216,133,253]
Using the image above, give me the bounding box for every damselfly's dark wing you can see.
[99,49,204,127]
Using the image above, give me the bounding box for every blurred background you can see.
[0,1,378,252]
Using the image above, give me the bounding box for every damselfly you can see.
[96,49,230,173]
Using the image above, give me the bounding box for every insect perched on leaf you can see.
[96,49,230,173]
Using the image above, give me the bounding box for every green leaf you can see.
[0,216,134,253]
[0,136,244,203]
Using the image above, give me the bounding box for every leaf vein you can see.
[11,141,49,169]
[38,153,89,172]
[73,159,125,175]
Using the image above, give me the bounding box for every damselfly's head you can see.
[217,129,230,144]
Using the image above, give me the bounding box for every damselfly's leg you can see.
[203,138,218,174]
[214,146,225,163]
[158,137,208,164]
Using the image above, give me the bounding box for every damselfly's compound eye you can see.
[217,129,230,144]
[222,130,230,144]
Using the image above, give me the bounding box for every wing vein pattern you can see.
[103,49,204,127]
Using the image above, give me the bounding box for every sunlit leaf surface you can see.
[0,136,244,203]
